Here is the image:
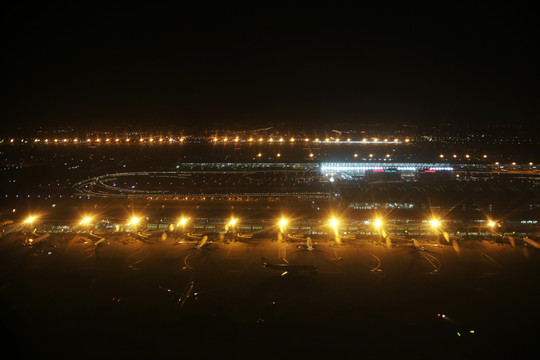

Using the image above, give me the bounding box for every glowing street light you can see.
[128,216,140,226]
[24,216,37,225]
[329,217,341,245]
[178,217,188,227]
[373,217,390,246]
[429,219,441,229]
[177,216,189,233]
[79,216,93,226]
[278,217,288,234]
[429,218,449,243]
[486,220,500,238]
[226,217,238,233]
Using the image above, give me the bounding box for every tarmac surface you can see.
[1,231,540,359]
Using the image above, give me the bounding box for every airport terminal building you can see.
[319,162,453,181]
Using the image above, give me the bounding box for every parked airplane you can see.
[262,257,317,276]
[196,235,208,249]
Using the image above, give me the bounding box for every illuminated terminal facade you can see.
[319,162,454,176]
[179,162,454,174]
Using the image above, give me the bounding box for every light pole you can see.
[279,218,288,234]
[127,216,141,232]
[177,217,189,234]
[79,216,93,233]
[278,217,288,242]
[429,218,450,243]
[373,217,391,247]
[429,218,441,242]
[227,217,238,240]
[329,217,341,245]
[487,220,500,237]
[23,215,38,245]
[24,215,37,227]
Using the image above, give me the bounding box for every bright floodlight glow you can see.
[79,216,92,225]
[279,218,288,227]
[488,220,496,228]
[229,218,237,226]
[329,218,339,228]
[128,216,140,226]
[178,217,188,226]
[429,219,441,228]
[373,218,383,229]
[24,216,37,224]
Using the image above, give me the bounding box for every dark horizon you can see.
[1,3,539,130]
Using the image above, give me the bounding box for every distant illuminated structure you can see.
[319,162,454,176]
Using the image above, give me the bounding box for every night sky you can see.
[1,3,539,130]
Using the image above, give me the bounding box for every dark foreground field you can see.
[1,232,539,359]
